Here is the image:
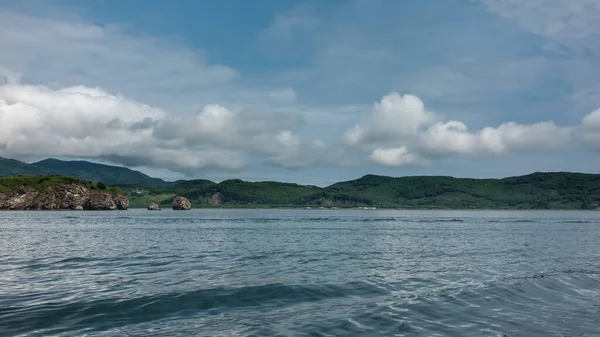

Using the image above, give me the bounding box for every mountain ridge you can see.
[1,156,599,210]
[0,157,169,186]
[124,171,600,210]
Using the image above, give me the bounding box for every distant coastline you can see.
[124,207,597,211]
[120,172,599,211]
[2,157,599,211]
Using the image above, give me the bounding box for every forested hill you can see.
[0,157,168,186]
[122,172,600,210]
[2,157,599,209]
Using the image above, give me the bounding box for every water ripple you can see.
[0,209,599,336]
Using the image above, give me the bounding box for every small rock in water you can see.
[114,195,129,210]
[172,196,191,210]
[148,202,161,210]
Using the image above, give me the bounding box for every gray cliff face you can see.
[0,183,129,210]
[172,196,191,210]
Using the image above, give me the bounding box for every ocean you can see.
[1,209,599,336]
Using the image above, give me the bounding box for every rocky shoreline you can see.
[0,182,129,210]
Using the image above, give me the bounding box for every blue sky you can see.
[1,0,600,185]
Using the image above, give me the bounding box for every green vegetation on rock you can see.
[0,176,95,192]
[0,176,122,195]
[0,176,128,210]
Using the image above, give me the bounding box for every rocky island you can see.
[172,196,191,210]
[0,176,129,210]
[147,202,161,210]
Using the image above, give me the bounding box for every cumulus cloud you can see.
[342,93,435,147]
[421,120,571,157]
[344,92,574,166]
[0,80,331,174]
[0,79,591,173]
[581,108,600,150]
[369,147,425,166]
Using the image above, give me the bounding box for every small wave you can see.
[197,217,284,222]
[19,257,120,270]
[498,269,600,283]
[0,282,388,335]
[487,219,540,223]
[377,270,600,336]
[356,217,401,222]
[236,254,270,261]
[299,217,405,223]
[418,218,465,223]
[559,220,596,224]
[57,257,99,263]
[302,217,345,222]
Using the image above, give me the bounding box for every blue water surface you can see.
[0,209,599,336]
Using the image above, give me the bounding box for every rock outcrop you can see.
[172,196,191,210]
[0,183,129,210]
[148,202,160,210]
[208,192,223,206]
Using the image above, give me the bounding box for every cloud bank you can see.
[1,3,600,178]
[2,76,597,174]
[0,80,331,174]
[343,92,589,167]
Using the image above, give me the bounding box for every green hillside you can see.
[323,172,600,209]
[123,172,600,210]
[2,157,599,210]
[0,176,121,195]
[33,159,168,187]
[0,157,46,176]
[124,179,322,208]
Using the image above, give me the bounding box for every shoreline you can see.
[2,206,597,211]
[127,207,598,211]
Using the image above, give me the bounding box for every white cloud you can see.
[342,125,366,146]
[370,147,425,166]
[0,8,303,115]
[421,120,571,157]
[0,80,588,172]
[420,121,482,156]
[345,92,574,166]
[581,108,600,150]
[342,93,435,146]
[482,121,572,151]
[0,80,331,174]
[1,3,595,177]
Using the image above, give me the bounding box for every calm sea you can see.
[0,210,599,336]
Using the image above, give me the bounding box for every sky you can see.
[1,0,600,185]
